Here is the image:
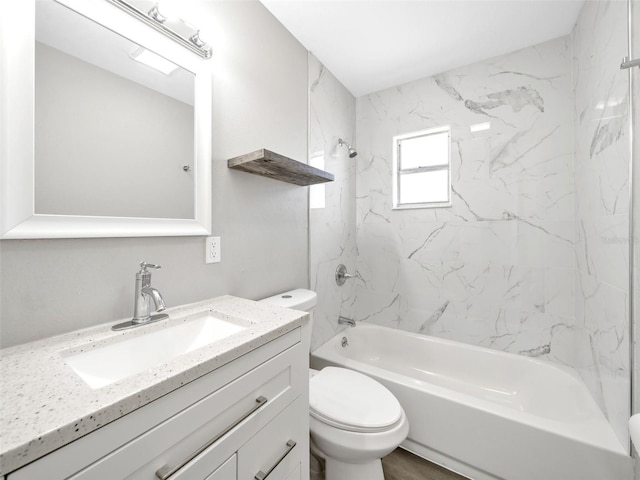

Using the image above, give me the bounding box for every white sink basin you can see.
[64,312,247,388]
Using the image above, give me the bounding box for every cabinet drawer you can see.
[237,397,308,480]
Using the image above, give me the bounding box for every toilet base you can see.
[325,457,384,480]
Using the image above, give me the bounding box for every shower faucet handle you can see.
[335,264,354,286]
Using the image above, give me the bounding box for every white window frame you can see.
[392,126,451,210]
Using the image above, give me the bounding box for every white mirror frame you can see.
[0,0,212,239]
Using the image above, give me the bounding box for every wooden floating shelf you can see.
[227,149,334,186]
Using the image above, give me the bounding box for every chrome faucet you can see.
[112,261,168,331]
[133,262,166,323]
[338,316,355,327]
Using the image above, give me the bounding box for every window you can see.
[392,126,451,209]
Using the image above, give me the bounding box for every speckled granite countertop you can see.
[0,295,307,476]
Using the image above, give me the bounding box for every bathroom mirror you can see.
[0,0,212,238]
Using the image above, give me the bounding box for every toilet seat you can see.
[309,367,402,433]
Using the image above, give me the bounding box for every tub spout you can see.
[338,316,355,327]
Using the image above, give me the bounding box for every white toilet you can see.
[260,289,409,480]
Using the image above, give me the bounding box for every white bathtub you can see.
[310,323,632,480]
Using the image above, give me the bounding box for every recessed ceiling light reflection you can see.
[129,47,178,75]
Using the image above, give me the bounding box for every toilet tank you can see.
[259,289,317,312]
[259,289,316,351]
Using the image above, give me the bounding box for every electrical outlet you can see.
[205,236,221,264]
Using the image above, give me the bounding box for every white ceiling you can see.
[260,0,585,97]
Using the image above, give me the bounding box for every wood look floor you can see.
[381,448,468,480]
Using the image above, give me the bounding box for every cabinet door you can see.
[204,455,236,480]
[237,397,308,480]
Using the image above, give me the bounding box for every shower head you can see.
[338,138,358,158]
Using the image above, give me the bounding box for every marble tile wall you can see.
[308,54,357,351]
[355,35,575,360]
[573,0,631,448]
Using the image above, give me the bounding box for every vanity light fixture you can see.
[107,0,213,59]
[129,47,179,75]
[147,4,166,23]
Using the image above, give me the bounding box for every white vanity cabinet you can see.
[6,328,309,480]
[202,455,236,480]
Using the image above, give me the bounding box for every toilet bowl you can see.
[260,289,409,480]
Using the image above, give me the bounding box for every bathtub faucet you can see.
[338,316,355,327]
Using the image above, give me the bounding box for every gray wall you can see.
[35,41,194,219]
[0,1,309,347]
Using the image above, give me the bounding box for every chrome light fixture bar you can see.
[106,0,212,59]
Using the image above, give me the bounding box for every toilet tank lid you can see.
[259,289,317,311]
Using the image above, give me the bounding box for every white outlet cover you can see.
[206,236,221,264]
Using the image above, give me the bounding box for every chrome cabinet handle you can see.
[254,439,297,480]
[155,396,268,480]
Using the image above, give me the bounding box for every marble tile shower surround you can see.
[355,35,575,362]
[573,0,631,448]
[308,54,357,351]
[354,21,629,448]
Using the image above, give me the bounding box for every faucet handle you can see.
[139,261,162,273]
[335,264,354,286]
